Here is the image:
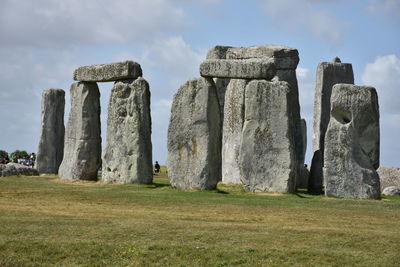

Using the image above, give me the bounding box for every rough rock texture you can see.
[58,82,101,181]
[382,186,400,196]
[167,77,221,190]
[73,60,142,82]
[36,88,65,174]
[0,163,39,176]
[200,59,276,79]
[240,80,296,193]
[206,45,299,69]
[297,165,310,189]
[309,59,354,193]
[324,84,380,199]
[377,166,400,191]
[102,78,153,184]
[221,79,248,184]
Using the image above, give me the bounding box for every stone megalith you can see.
[214,78,230,122]
[58,82,101,181]
[73,60,142,82]
[324,84,380,199]
[377,166,400,191]
[102,78,153,184]
[240,80,297,193]
[221,79,248,184]
[36,88,65,174]
[167,77,221,190]
[309,58,354,193]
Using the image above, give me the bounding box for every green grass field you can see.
[1,169,399,266]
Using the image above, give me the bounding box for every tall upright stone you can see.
[36,88,65,174]
[58,82,101,181]
[221,79,248,184]
[214,78,230,122]
[167,77,221,190]
[240,80,297,193]
[102,78,153,184]
[324,84,380,199]
[309,58,354,193]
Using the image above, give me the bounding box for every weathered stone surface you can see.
[102,78,153,184]
[206,45,299,69]
[377,166,400,191]
[167,77,221,190]
[309,59,354,193]
[36,88,65,174]
[200,59,276,79]
[221,79,248,184]
[0,163,39,177]
[240,80,296,193]
[73,60,142,82]
[297,165,310,189]
[382,186,400,196]
[324,84,380,199]
[58,82,101,181]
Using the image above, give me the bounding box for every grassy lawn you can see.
[0,168,399,266]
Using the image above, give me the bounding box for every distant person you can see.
[30,153,36,167]
[154,161,160,173]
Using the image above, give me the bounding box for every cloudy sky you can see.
[0,0,399,167]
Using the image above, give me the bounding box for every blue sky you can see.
[0,0,399,167]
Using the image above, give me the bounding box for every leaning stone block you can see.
[309,58,354,193]
[73,60,142,82]
[200,59,276,79]
[324,84,380,199]
[102,78,153,184]
[222,79,248,184]
[36,88,65,174]
[240,80,297,193]
[206,45,299,69]
[167,77,221,190]
[58,82,101,180]
[377,166,400,191]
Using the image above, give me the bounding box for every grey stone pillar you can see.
[309,58,354,193]
[324,84,380,199]
[36,88,65,173]
[239,80,297,193]
[167,77,221,190]
[102,78,153,184]
[58,82,101,180]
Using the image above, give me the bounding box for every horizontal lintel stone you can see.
[73,60,142,82]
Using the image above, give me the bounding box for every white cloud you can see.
[0,0,186,48]
[367,0,400,21]
[362,54,400,167]
[255,0,347,46]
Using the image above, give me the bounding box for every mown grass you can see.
[0,169,399,266]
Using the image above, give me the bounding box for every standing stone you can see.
[324,84,380,199]
[58,82,101,181]
[167,77,221,190]
[309,58,354,193]
[296,119,308,188]
[102,78,153,184]
[222,79,248,184]
[36,88,65,174]
[240,80,297,193]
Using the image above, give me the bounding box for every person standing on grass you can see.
[154,161,160,173]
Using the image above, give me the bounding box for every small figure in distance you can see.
[154,161,160,173]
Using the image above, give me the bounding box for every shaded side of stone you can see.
[215,78,230,123]
[36,88,65,174]
[309,61,354,193]
[73,60,142,82]
[324,84,380,199]
[200,59,276,79]
[240,80,297,193]
[222,79,248,184]
[102,78,153,184]
[58,82,101,181]
[167,77,221,190]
